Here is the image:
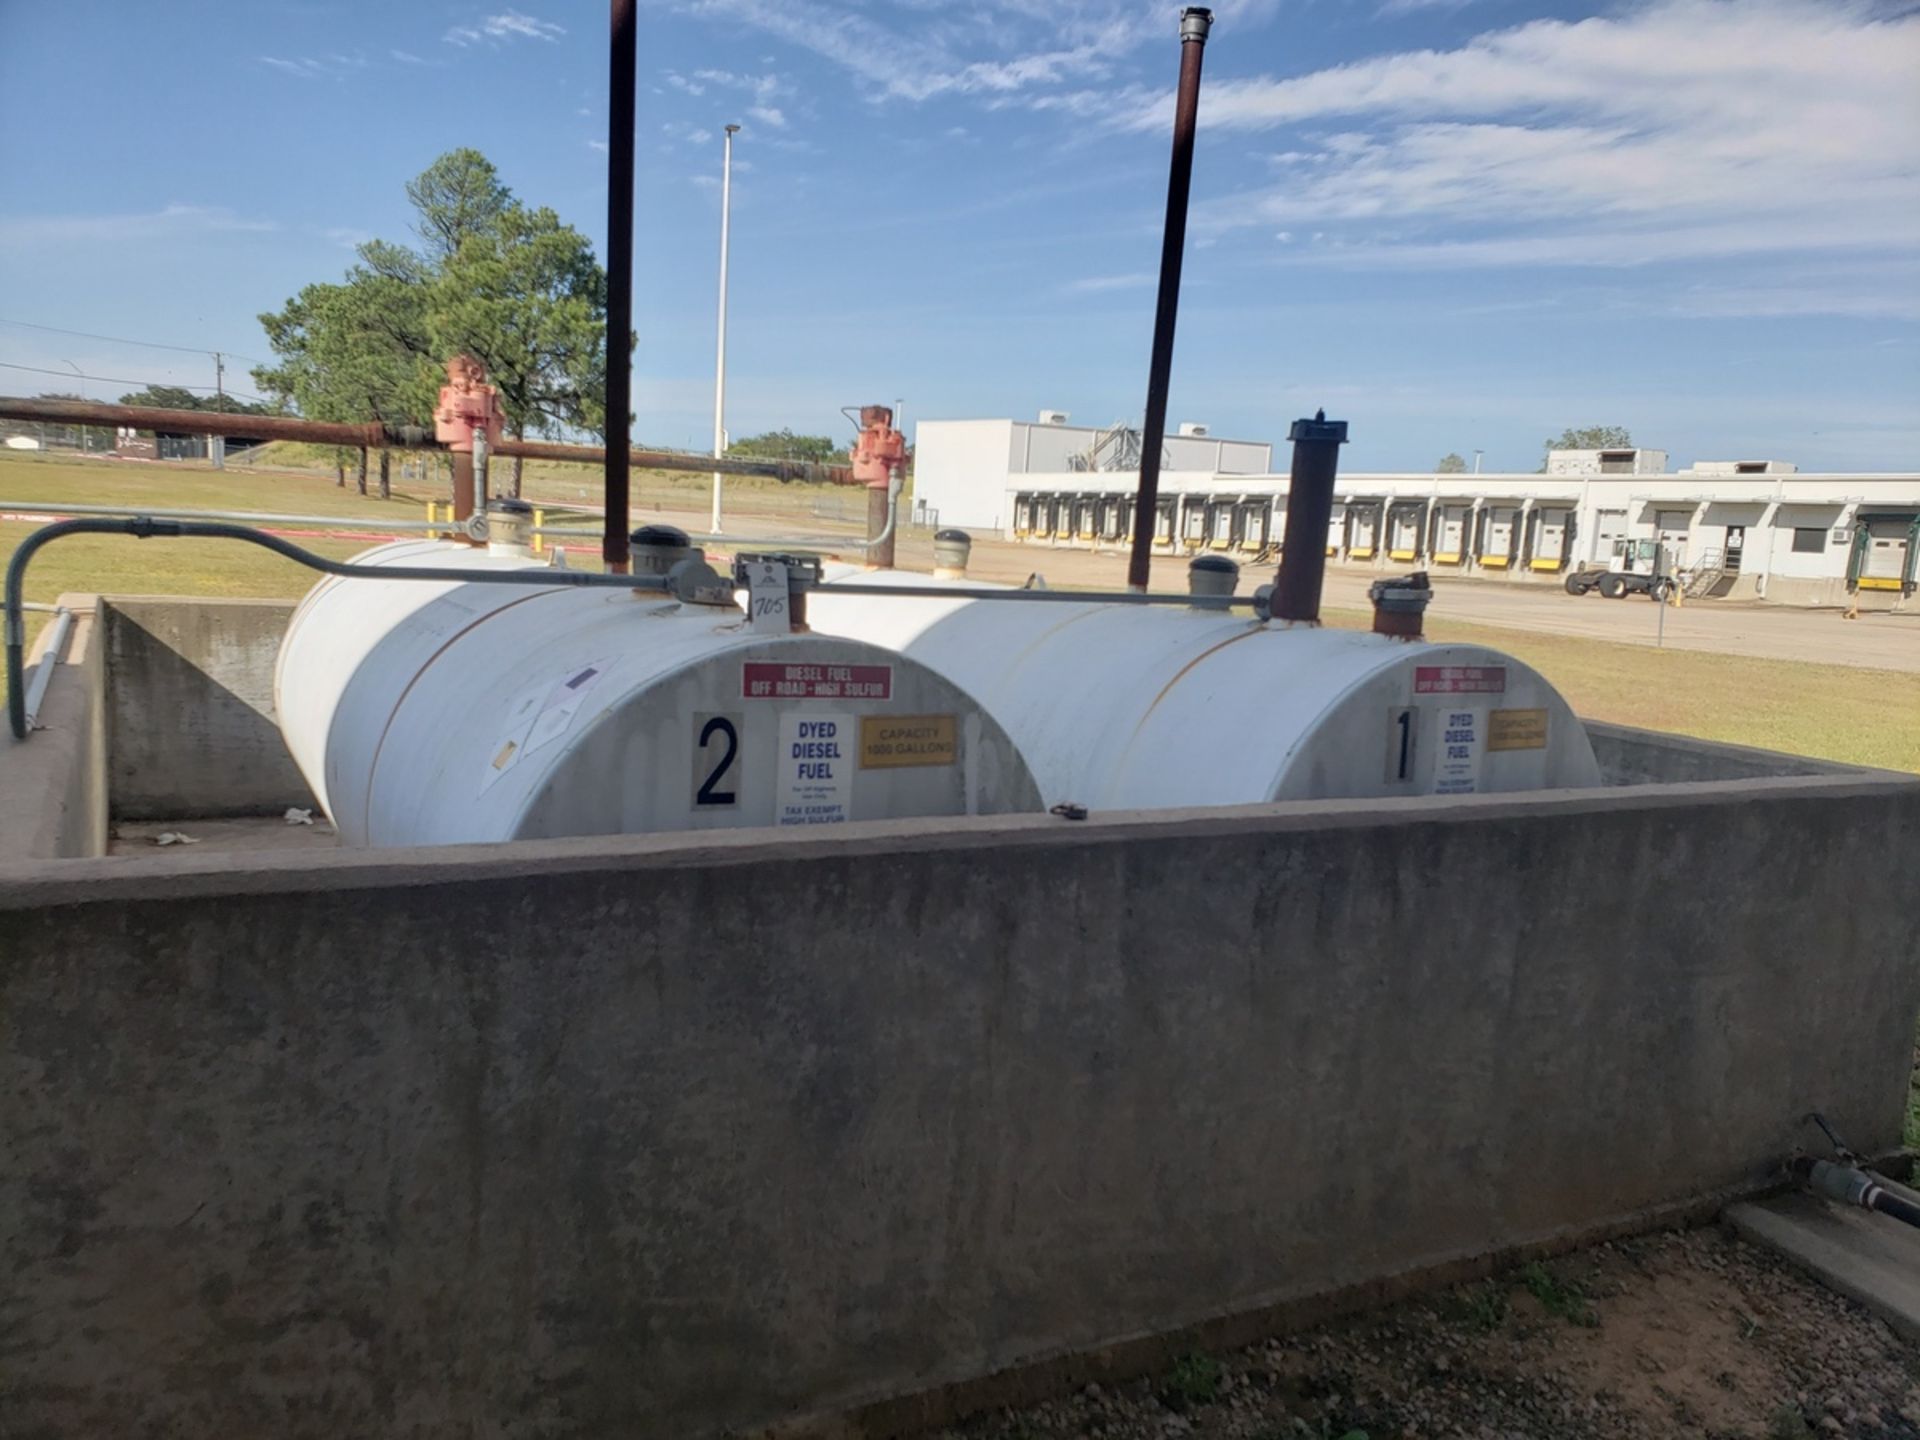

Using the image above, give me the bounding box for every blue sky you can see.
[1,0,1915,471]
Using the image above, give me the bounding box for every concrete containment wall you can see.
[1585,720,1872,786]
[101,596,312,819]
[3,777,1919,1437]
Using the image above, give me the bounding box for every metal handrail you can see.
[5,517,669,741]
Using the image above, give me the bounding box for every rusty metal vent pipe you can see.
[1270,410,1348,624]
[1125,6,1213,593]
[1369,572,1431,639]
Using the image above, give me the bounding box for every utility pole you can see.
[711,122,741,534]
[210,351,227,470]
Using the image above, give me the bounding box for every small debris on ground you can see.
[933,1226,1920,1440]
[283,807,315,826]
[152,831,199,846]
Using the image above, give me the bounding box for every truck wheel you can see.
[1649,579,1673,602]
[1563,574,1590,596]
[1598,574,1627,599]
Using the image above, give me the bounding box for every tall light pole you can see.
[710,122,741,534]
[1473,449,1484,474]
[61,360,86,453]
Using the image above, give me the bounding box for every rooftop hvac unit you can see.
[1037,409,1071,426]
[1177,422,1210,438]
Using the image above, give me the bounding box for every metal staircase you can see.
[1683,546,1727,598]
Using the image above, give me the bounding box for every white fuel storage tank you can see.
[275,541,1042,846]
[802,569,1602,809]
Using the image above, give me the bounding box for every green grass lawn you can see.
[4,451,1914,775]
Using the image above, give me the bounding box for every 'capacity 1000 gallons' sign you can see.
[777,713,854,825]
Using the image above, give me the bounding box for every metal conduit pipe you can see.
[0,397,856,487]
[5,518,669,741]
[7,498,894,557]
[814,579,1261,607]
[0,396,427,450]
[1806,1159,1920,1230]
[20,605,73,733]
[2,501,451,533]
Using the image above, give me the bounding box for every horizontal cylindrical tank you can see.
[276,542,1041,846]
[804,572,1602,809]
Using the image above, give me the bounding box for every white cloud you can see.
[1157,0,1920,285]
[261,52,368,79]
[680,0,1246,104]
[446,10,565,46]
[1375,0,1483,14]
[747,105,787,129]
[0,205,278,246]
[693,68,786,103]
[1064,272,1155,294]
[587,139,610,153]
[664,71,707,96]
[390,49,440,67]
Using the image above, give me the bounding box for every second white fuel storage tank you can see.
[275,540,1042,846]
[802,568,1602,810]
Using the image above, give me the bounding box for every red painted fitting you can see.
[850,404,906,491]
[434,355,506,455]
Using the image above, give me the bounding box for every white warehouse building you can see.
[913,412,1272,535]
[911,418,1918,608]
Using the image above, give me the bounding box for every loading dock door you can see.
[1348,504,1380,560]
[1860,517,1915,591]
[1326,503,1347,556]
[1435,505,1468,563]
[1481,506,1517,567]
[1655,508,1693,559]
[1238,499,1269,553]
[1532,507,1570,571]
[1181,498,1208,548]
[1388,506,1423,561]
[1592,509,1627,565]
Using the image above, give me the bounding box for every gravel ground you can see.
[933,1226,1920,1440]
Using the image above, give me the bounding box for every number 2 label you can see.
[692,713,741,807]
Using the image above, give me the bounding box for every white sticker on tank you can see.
[479,680,550,793]
[777,712,853,825]
[1432,707,1484,796]
[745,560,791,635]
[524,658,612,755]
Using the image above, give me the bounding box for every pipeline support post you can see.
[850,405,907,570]
[1126,5,1213,593]
[433,356,505,532]
[1270,411,1348,625]
[604,0,638,573]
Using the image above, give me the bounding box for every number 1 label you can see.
[1385,706,1417,783]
